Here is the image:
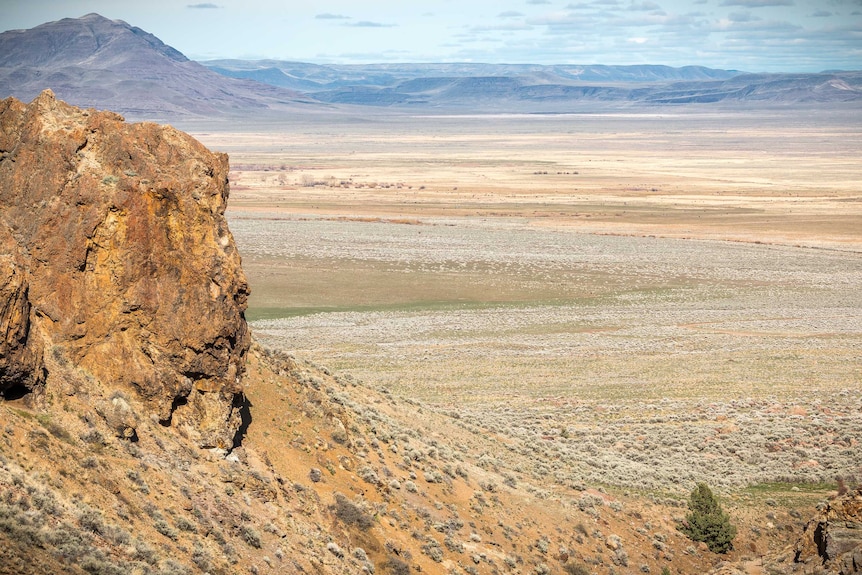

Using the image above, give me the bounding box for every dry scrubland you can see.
[193,108,862,496]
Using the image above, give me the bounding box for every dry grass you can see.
[199,109,862,251]
[190,108,862,496]
[243,218,861,491]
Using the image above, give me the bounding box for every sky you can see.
[2,0,861,72]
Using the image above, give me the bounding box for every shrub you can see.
[421,541,443,562]
[77,507,105,535]
[154,519,178,540]
[383,557,410,575]
[240,525,262,548]
[562,563,590,575]
[79,554,126,575]
[327,542,344,558]
[678,483,736,554]
[333,493,374,530]
[175,516,197,533]
[131,538,159,565]
[158,560,190,575]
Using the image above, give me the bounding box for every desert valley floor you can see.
[186,107,862,500]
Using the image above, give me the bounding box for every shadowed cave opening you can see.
[232,393,252,450]
[0,382,31,401]
[159,394,188,426]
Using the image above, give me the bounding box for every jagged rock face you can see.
[796,486,862,574]
[0,90,250,448]
[0,223,43,394]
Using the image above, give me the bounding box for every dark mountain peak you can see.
[0,13,188,69]
[0,14,312,119]
[79,12,113,21]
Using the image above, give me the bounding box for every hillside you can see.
[0,14,314,120]
[1,91,858,575]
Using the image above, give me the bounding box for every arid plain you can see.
[191,107,862,497]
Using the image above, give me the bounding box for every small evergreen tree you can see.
[679,482,737,553]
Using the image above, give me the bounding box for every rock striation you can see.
[0,90,250,448]
[796,486,862,574]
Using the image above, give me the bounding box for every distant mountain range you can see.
[204,60,742,90]
[205,59,862,109]
[1,14,860,119]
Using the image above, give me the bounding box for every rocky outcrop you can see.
[0,223,44,395]
[796,486,862,574]
[0,90,250,448]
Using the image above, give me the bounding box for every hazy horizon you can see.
[2,0,861,73]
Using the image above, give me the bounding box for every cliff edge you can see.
[0,90,250,448]
[795,486,862,574]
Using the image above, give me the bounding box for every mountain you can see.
[206,59,862,109]
[2,14,857,118]
[203,60,742,92]
[0,14,314,120]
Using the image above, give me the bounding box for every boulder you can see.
[0,90,250,448]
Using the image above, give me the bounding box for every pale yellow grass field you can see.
[199,110,862,250]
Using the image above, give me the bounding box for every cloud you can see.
[528,12,596,28]
[499,10,525,17]
[810,10,832,16]
[715,16,801,31]
[316,13,351,20]
[470,22,534,32]
[627,1,662,10]
[720,0,794,6]
[187,3,219,8]
[527,0,552,4]
[346,21,396,28]
[728,10,760,21]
